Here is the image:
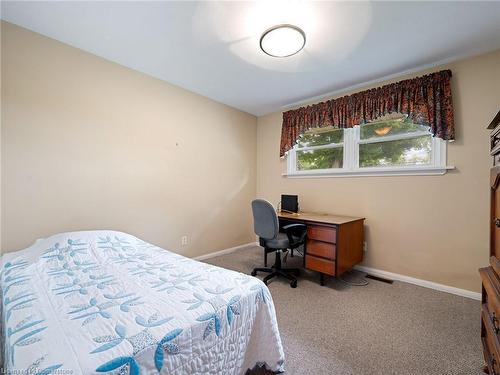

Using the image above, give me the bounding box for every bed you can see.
[0,230,285,375]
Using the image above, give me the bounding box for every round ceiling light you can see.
[259,24,306,58]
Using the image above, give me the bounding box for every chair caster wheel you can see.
[290,280,297,288]
[251,270,257,276]
[263,279,269,286]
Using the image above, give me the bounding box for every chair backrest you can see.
[251,199,279,240]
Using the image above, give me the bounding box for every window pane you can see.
[360,117,429,140]
[297,128,344,148]
[359,135,431,167]
[297,147,343,170]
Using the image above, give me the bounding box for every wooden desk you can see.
[278,211,365,285]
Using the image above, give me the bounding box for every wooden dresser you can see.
[480,109,500,374]
[278,211,365,286]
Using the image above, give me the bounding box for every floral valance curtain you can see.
[280,70,454,157]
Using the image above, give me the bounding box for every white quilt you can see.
[0,231,285,375]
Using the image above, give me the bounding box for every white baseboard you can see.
[193,243,481,301]
[193,242,258,261]
[354,265,481,301]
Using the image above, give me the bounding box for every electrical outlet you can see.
[363,241,367,252]
[181,236,188,246]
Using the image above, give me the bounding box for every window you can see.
[295,127,344,171]
[286,114,450,177]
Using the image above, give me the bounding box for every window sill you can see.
[283,166,455,178]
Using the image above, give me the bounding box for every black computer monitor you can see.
[281,194,299,213]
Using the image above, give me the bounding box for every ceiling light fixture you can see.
[259,24,306,58]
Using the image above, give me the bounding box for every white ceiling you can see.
[2,1,500,116]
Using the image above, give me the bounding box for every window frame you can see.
[294,139,345,171]
[285,125,452,178]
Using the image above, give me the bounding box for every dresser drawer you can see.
[307,239,335,260]
[481,266,500,322]
[307,225,337,243]
[305,255,335,276]
[483,336,499,375]
[482,304,500,374]
[487,293,500,335]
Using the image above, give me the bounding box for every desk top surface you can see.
[278,211,365,225]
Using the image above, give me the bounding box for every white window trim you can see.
[285,126,454,178]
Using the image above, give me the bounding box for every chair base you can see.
[251,250,300,288]
[251,267,300,288]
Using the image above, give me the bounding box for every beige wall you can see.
[257,50,500,293]
[1,21,257,257]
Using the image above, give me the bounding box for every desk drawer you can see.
[305,255,335,276]
[307,239,335,260]
[307,225,337,243]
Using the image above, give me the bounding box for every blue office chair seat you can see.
[265,233,299,248]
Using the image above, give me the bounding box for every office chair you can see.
[250,199,307,288]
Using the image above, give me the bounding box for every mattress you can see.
[0,230,285,375]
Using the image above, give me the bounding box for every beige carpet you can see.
[204,246,483,375]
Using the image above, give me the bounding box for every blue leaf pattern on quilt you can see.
[118,297,143,312]
[68,297,117,326]
[41,243,65,261]
[96,356,140,375]
[3,274,31,295]
[1,260,29,277]
[47,260,99,277]
[251,284,271,304]
[115,324,127,338]
[7,316,44,337]
[197,312,222,338]
[103,291,135,300]
[135,313,172,328]
[42,239,88,262]
[70,295,131,313]
[185,288,243,339]
[2,256,46,367]
[154,328,183,372]
[53,274,116,298]
[204,285,233,295]
[109,252,149,264]
[149,271,205,294]
[128,262,175,276]
[91,339,124,354]
[6,295,37,322]
[91,322,184,374]
[25,357,63,375]
[90,324,126,353]
[97,236,141,259]
[10,326,47,365]
[182,292,206,310]
[226,295,241,326]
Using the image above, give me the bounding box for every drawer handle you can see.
[495,218,500,228]
[493,312,500,334]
